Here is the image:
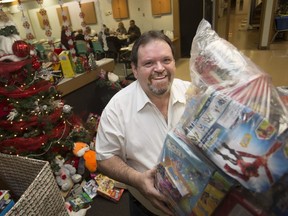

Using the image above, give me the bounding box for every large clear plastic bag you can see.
[175,19,288,193]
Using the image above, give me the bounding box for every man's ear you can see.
[131,63,138,79]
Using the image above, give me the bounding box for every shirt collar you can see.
[135,79,186,112]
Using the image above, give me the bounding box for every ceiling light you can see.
[0,0,15,3]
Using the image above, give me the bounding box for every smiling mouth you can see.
[151,72,168,80]
[153,74,167,80]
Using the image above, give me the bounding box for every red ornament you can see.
[32,56,41,70]
[12,41,30,58]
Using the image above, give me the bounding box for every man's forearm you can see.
[97,155,141,188]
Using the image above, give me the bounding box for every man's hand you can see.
[133,168,174,216]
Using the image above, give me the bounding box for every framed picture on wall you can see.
[81,2,97,24]
[36,12,45,29]
[151,0,171,16]
[112,0,129,19]
[56,6,72,27]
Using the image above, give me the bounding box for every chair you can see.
[75,40,89,56]
[92,41,105,60]
[35,43,46,60]
[271,16,288,43]
[105,36,122,62]
[119,46,135,80]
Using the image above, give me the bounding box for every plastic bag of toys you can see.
[155,132,233,216]
[175,19,288,193]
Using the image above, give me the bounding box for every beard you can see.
[147,71,173,95]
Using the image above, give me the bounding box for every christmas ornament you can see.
[32,55,41,70]
[12,40,30,58]
[63,104,72,113]
[0,9,26,62]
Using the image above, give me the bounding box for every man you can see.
[96,31,190,216]
[127,20,141,44]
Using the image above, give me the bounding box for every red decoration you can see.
[32,55,41,70]
[0,58,32,75]
[0,121,71,154]
[0,100,13,118]
[12,40,30,58]
[0,80,52,98]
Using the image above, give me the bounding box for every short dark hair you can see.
[130,30,174,67]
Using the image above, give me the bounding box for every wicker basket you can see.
[0,153,68,216]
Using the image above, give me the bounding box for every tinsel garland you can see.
[0,108,63,132]
[95,0,108,51]
[0,120,71,153]
[0,80,52,98]
[36,0,54,51]
[58,0,77,63]
[75,0,91,51]
[0,58,31,74]
[17,0,35,41]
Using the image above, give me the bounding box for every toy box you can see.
[192,172,232,216]
[155,132,233,216]
[0,153,67,216]
[213,187,268,216]
[67,192,93,212]
[178,89,288,193]
[82,179,98,199]
[0,191,14,216]
[94,173,124,202]
[59,51,75,78]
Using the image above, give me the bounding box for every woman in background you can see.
[116,21,127,35]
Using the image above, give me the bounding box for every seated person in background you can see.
[75,28,93,50]
[98,24,108,47]
[116,21,127,35]
[104,27,110,37]
[105,28,122,60]
[86,26,97,38]
[61,26,69,50]
[127,20,141,44]
[74,29,85,41]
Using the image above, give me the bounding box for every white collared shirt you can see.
[96,79,190,172]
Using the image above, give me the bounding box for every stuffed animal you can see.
[73,142,97,173]
[54,155,82,192]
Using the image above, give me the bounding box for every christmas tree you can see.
[0,10,90,163]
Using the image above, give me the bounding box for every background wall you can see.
[4,0,174,42]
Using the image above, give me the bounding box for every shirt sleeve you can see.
[96,101,126,161]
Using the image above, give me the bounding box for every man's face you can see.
[130,21,135,27]
[132,40,175,98]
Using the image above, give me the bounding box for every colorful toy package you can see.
[175,19,288,193]
[155,132,233,216]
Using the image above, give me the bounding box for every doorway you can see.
[179,0,203,57]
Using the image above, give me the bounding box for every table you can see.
[57,58,115,96]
